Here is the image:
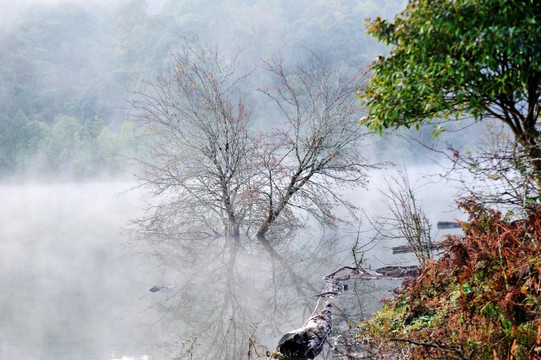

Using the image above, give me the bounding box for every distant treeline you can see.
[1,0,449,180]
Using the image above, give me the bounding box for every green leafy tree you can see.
[44,115,83,173]
[95,125,121,173]
[360,0,541,192]
[83,116,105,139]
[0,110,49,175]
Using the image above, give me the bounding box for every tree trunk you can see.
[515,131,541,194]
[526,143,541,194]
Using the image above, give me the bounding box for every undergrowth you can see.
[359,201,541,359]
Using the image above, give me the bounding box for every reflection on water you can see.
[135,218,399,359]
[0,181,423,359]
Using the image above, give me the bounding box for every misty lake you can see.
[0,177,458,359]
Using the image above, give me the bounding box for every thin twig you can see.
[388,338,466,360]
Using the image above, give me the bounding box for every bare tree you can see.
[444,121,540,212]
[408,120,541,212]
[130,39,254,248]
[368,168,433,266]
[254,54,375,260]
[130,41,376,273]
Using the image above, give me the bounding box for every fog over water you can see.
[0,166,463,359]
[0,182,160,359]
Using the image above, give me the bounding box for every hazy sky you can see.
[0,0,168,24]
[0,0,74,25]
[0,0,62,16]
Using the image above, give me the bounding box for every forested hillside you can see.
[0,0,405,180]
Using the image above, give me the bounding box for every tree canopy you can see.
[0,0,405,180]
[360,0,541,191]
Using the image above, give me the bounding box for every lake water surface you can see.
[0,176,459,359]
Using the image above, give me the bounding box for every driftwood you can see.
[437,221,462,229]
[392,242,444,255]
[375,265,420,278]
[392,233,460,255]
[322,265,419,282]
[274,303,333,360]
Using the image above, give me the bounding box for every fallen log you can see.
[392,242,444,255]
[322,265,419,282]
[437,221,462,229]
[375,265,420,277]
[392,234,460,255]
[274,264,421,359]
[273,303,333,359]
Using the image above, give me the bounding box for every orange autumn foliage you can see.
[363,201,541,359]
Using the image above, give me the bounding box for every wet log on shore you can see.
[274,303,333,359]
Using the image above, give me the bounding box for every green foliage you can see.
[0,0,408,180]
[0,110,48,173]
[0,2,143,179]
[0,111,135,179]
[45,115,83,171]
[83,116,104,139]
[361,0,541,133]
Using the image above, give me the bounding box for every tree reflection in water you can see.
[136,232,396,359]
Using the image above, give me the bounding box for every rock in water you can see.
[148,285,174,293]
[275,303,332,359]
